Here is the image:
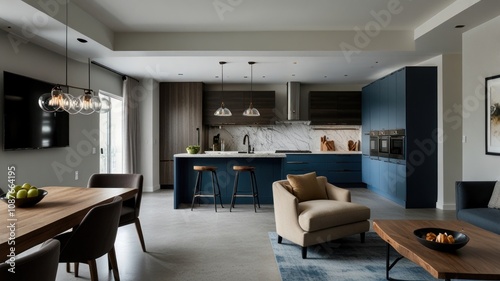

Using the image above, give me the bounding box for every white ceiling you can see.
[2,0,500,85]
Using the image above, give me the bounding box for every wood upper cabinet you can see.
[203,91,275,125]
[308,91,362,125]
[159,82,204,185]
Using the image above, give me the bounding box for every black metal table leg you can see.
[385,242,408,281]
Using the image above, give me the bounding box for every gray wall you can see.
[0,30,121,192]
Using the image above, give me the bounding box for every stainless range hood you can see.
[287,81,300,120]
[276,82,310,125]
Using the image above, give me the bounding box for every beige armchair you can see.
[273,175,370,258]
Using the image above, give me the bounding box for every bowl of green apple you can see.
[186,145,200,154]
[0,183,48,208]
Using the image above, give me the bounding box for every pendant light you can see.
[243,61,260,116]
[214,61,232,116]
[38,0,109,115]
[78,58,110,115]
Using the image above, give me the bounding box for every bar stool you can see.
[230,166,260,212]
[191,166,224,212]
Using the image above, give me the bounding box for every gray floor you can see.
[53,187,456,281]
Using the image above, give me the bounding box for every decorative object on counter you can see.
[214,61,232,116]
[320,136,335,151]
[212,134,220,151]
[186,145,200,154]
[243,61,260,117]
[348,140,360,151]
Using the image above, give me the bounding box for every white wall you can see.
[416,54,462,210]
[0,30,122,191]
[462,15,500,180]
[138,78,160,192]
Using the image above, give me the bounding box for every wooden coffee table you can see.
[373,220,500,281]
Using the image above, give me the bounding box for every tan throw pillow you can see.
[281,182,294,194]
[488,181,500,209]
[287,172,327,202]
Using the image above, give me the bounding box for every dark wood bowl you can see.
[0,189,48,208]
[414,227,469,252]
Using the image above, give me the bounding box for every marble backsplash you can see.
[208,124,362,152]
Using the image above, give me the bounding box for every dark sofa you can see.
[455,181,500,235]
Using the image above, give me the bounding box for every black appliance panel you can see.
[389,129,405,160]
[377,130,390,158]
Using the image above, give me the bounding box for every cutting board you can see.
[320,136,335,151]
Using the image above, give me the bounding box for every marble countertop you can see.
[174,151,361,158]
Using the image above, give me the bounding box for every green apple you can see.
[22,183,31,190]
[13,185,23,192]
[16,189,27,199]
[27,188,38,198]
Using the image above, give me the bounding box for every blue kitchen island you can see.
[173,151,362,209]
[173,152,285,209]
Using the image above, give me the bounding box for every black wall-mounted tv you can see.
[2,71,69,150]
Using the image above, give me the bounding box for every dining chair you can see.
[87,173,146,251]
[0,239,60,281]
[55,196,123,281]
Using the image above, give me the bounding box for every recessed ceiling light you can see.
[455,25,465,28]
[178,73,183,76]
[77,38,87,43]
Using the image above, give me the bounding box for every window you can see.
[99,91,124,173]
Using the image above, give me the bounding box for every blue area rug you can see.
[269,231,437,281]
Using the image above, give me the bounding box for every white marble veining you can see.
[174,152,286,158]
[208,124,362,152]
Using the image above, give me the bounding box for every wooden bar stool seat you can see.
[230,165,260,212]
[191,166,224,212]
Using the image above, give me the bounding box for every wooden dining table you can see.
[0,186,137,258]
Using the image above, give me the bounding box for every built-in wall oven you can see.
[389,129,405,160]
[369,131,379,157]
[377,130,390,158]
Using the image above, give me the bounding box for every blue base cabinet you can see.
[173,156,283,209]
[362,66,437,208]
[283,154,363,187]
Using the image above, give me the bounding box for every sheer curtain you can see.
[123,76,139,173]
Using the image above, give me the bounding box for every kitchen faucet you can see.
[243,134,251,153]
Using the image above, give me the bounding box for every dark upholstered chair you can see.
[456,181,500,234]
[55,196,123,281]
[0,239,60,281]
[88,173,146,251]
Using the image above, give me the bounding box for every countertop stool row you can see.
[190,165,260,212]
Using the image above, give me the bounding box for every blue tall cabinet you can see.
[362,66,437,208]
